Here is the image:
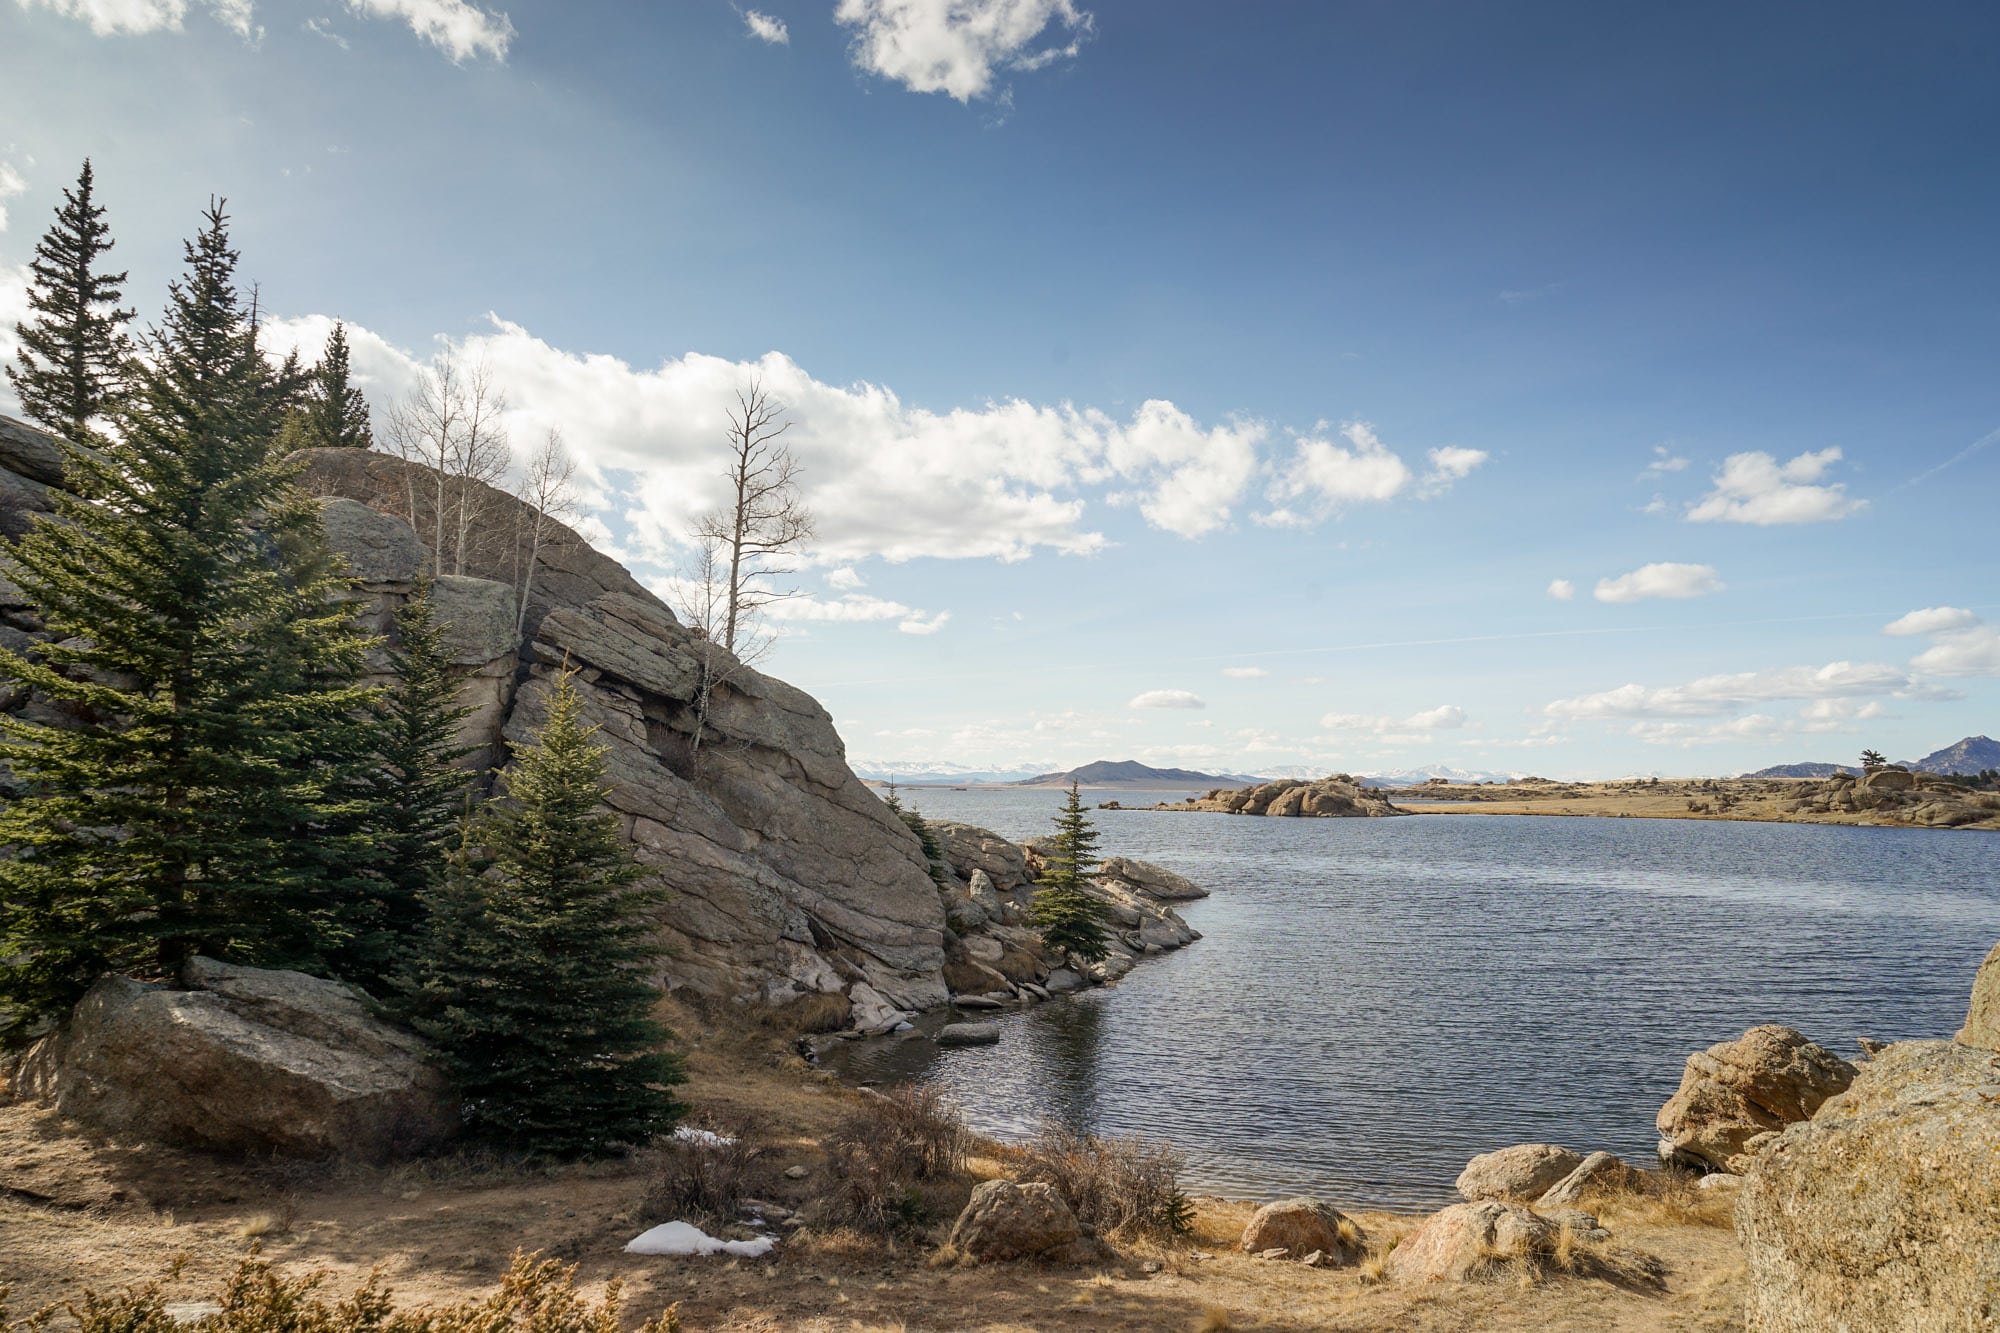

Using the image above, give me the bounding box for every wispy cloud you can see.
[1130,689,1205,710]
[742,8,787,44]
[343,0,512,62]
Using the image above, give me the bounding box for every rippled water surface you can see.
[836,788,2000,1210]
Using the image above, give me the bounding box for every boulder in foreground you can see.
[1656,1024,1855,1173]
[1386,1200,1560,1283]
[943,1179,1114,1265]
[1455,1143,1584,1201]
[1238,1197,1365,1263]
[1737,1039,2000,1332]
[12,958,456,1161]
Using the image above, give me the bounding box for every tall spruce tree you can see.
[1027,781,1112,963]
[396,667,685,1155]
[0,200,378,1031]
[7,159,134,443]
[281,322,375,450]
[329,582,477,991]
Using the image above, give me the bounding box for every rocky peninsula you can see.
[1127,774,1408,818]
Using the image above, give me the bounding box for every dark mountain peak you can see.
[1013,759,1262,788]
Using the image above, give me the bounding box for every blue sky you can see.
[3,0,1998,778]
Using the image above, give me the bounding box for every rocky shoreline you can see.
[1119,775,1407,818]
[1382,772,2000,831]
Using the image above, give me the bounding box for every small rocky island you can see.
[1134,774,1408,818]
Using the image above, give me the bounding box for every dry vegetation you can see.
[0,1009,1749,1332]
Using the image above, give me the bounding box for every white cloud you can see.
[769,594,914,623]
[835,0,1092,102]
[1130,689,1205,710]
[1221,666,1267,679]
[1883,606,1978,637]
[1641,445,1688,478]
[1544,661,1914,721]
[344,0,512,62]
[742,8,787,43]
[0,163,24,234]
[1320,705,1466,733]
[0,261,29,414]
[1686,447,1867,525]
[1420,445,1488,495]
[1593,561,1724,604]
[304,14,349,46]
[259,312,1294,568]
[1910,626,2000,678]
[16,0,191,35]
[898,610,951,635]
[1547,578,1575,601]
[825,566,866,590]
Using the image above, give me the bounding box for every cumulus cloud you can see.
[1592,562,1724,604]
[825,566,866,590]
[16,0,199,35]
[1544,661,1914,721]
[742,8,787,43]
[1883,606,1978,637]
[899,610,951,635]
[1547,578,1575,601]
[835,0,1092,102]
[1686,447,1866,525]
[761,592,951,637]
[1321,705,1466,733]
[1130,689,1205,710]
[344,0,512,61]
[1262,421,1481,523]
[1221,666,1267,679]
[259,312,1291,568]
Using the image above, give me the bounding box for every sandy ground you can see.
[1386,778,2000,830]
[1,1029,1748,1333]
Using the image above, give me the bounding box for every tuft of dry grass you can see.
[234,1212,286,1241]
[809,1086,974,1236]
[639,1118,767,1227]
[1193,1305,1233,1332]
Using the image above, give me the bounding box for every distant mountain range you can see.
[1743,735,1999,780]
[1355,764,1536,788]
[1010,760,1265,789]
[853,762,1047,785]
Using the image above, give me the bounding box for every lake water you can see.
[836,787,2000,1210]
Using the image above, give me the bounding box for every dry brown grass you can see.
[1016,1121,1194,1241]
[637,1118,767,1228]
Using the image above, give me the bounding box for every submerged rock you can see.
[12,958,455,1161]
[936,1021,1001,1047]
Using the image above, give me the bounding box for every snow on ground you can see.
[671,1126,736,1148]
[624,1220,776,1258]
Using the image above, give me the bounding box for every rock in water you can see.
[1385,1201,1560,1283]
[1737,1040,2000,1331]
[1237,1198,1365,1263]
[936,1022,1001,1047]
[945,1180,1112,1265]
[1656,1025,1856,1173]
[1454,1143,1585,1202]
[1955,938,2000,1051]
[12,958,456,1161]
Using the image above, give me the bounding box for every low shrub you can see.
[1,1251,679,1333]
[640,1120,767,1227]
[1016,1121,1194,1240]
[807,1084,972,1234]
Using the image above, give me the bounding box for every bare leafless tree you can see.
[686,379,814,663]
[668,379,814,774]
[383,351,512,576]
[510,428,581,638]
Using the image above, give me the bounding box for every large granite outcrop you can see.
[1656,1025,1856,1174]
[1737,1040,2000,1331]
[1146,775,1406,818]
[13,958,456,1160]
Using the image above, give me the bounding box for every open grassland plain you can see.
[2,1016,1747,1333]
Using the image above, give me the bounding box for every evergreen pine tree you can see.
[1027,781,1112,962]
[397,668,685,1156]
[881,782,948,883]
[0,200,377,1030]
[7,159,134,443]
[328,582,477,991]
[287,322,375,450]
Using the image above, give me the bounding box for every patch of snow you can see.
[671,1126,736,1148]
[624,1220,776,1258]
